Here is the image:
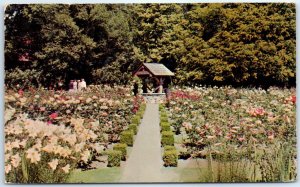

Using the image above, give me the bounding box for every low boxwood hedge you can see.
[113,143,127,161]
[160,116,168,123]
[161,131,174,146]
[132,116,141,125]
[128,123,138,135]
[161,122,171,131]
[164,146,176,151]
[163,150,178,167]
[120,130,134,146]
[107,150,122,167]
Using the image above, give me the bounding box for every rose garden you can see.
[4,3,296,183]
[4,84,296,183]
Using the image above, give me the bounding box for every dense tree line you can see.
[4,3,296,88]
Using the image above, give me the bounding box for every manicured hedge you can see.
[161,131,174,146]
[132,116,141,125]
[161,122,171,132]
[160,112,168,118]
[160,116,168,124]
[120,130,134,146]
[163,150,178,167]
[107,150,122,167]
[136,111,144,118]
[164,146,176,152]
[113,143,127,161]
[139,104,146,112]
[128,123,138,135]
[159,104,164,111]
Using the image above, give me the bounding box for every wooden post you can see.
[158,77,164,93]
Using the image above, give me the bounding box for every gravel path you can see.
[120,103,171,183]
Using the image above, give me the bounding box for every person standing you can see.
[77,80,82,91]
[164,86,170,100]
[81,79,87,90]
[58,80,63,91]
[69,80,74,92]
[133,81,138,96]
[73,79,78,91]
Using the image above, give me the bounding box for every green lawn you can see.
[160,167,205,182]
[173,167,204,182]
[67,168,121,183]
[67,162,210,183]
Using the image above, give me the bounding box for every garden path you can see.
[120,103,175,182]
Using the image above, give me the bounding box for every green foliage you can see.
[113,143,127,161]
[163,150,178,167]
[164,146,176,151]
[140,103,146,109]
[161,131,175,146]
[159,104,165,111]
[6,153,72,183]
[21,153,29,183]
[138,104,146,113]
[178,3,295,87]
[161,122,171,131]
[4,3,296,87]
[120,130,134,146]
[107,150,122,167]
[132,3,295,87]
[160,116,168,124]
[5,4,135,87]
[128,124,138,135]
[136,111,144,118]
[258,142,296,182]
[160,112,168,118]
[131,116,141,125]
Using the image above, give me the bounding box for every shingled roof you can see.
[142,63,174,76]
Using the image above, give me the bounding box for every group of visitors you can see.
[69,79,86,92]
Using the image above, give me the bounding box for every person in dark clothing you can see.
[142,83,148,93]
[164,87,170,99]
[133,82,139,96]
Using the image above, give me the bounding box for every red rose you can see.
[18,89,24,96]
[49,112,58,119]
[291,95,296,104]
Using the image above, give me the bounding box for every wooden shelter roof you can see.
[134,63,174,77]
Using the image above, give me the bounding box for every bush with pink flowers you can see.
[166,86,296,182]
[4,85,142,183]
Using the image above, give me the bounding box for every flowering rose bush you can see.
[5,115,78,183]
[166,86,296,182]
[4,85,139,183]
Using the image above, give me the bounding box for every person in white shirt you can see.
[77,80,82,91]
[80,79,87,91]
[73,80,78,91]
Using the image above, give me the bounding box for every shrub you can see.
[164,146,176,151]
[159,104,164,111]
[160,116,168,123]
[113,143,127,161]
[160,112,168,118]
[132,116,141,125]
[136,111,144,118]
[139,104,146,112]
[163,150,178,167]
[161,122,171,131]
[107,150,122,167]
[161,131,174,146]
[128,123,138,135]
[120,130,134,146]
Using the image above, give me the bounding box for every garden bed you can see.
[4,85,145,183]
[165,86,296,182]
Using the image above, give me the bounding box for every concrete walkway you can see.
[120,103,164,183]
